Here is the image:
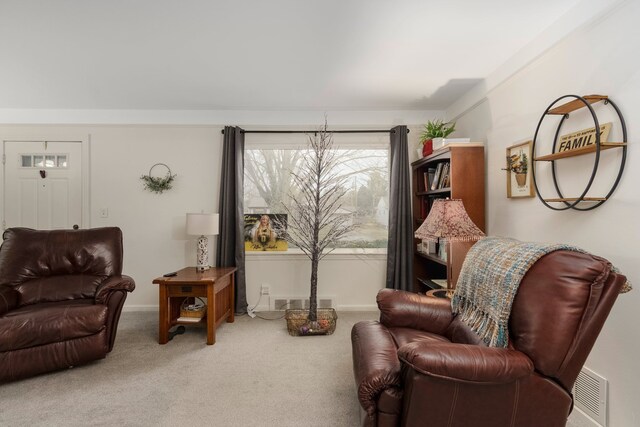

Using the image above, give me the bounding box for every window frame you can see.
[243,132,390,256]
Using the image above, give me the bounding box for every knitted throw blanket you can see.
[451,237,586,348]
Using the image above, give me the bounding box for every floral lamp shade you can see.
[415,199,485,242]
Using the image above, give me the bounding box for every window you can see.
[20,154,69,169]
[243,133,389,250]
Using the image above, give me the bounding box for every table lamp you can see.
[415,198,485,287]
[186,213,219,272]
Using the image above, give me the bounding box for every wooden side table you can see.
[153,267,236,345]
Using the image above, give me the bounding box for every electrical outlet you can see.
[260,284,270,295]
[99,208,109,218]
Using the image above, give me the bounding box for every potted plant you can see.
[275,120,354,336]
[419,119,456,157]
[507,151,528,187]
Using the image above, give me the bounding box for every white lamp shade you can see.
[186,213,219,236]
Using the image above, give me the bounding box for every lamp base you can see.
[196,235,209,272]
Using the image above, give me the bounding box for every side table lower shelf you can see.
[168,315,206,341]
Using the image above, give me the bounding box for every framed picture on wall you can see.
[506,140,534,198]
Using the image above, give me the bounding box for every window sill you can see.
[245,248,387,261]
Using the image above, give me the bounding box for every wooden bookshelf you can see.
[417,251,447,266]
[411,146,485,292]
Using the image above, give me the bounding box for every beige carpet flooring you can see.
[0,310,378,427]
[0,310,586,427]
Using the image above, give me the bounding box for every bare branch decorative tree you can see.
[275,121,355,323]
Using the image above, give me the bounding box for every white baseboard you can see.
[337,305,378,311]
[568,408,602,427]
[248,303,270,313]
[123,305,158,312]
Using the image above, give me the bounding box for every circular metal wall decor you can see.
[532,94,627,211]
[140,163,177,194]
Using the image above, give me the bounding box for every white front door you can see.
[3,141,83,230]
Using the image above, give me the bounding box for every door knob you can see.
[39,170,46,179]
[73,224,79,230]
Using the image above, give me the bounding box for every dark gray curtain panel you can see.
[217,126,248,313]
[386,125,413,291]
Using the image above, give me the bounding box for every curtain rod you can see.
[220,129,408,135]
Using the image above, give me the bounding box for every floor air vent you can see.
[573,367,608,427]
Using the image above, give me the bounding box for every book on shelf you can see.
[438,240,448,262]
[427,240,437,254]
[424,168,436,192]
[420,198,428,219]
[445,163,451,188]
[431,163,444,190]
[417,239,437,255]
[438,162,450,189]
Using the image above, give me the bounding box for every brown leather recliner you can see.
[0,227,135,383]
[352,250,626,427]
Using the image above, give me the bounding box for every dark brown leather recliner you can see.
[352,250,626,427]
[0,227,135,383]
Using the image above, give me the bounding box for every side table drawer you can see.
[167,285,206,297]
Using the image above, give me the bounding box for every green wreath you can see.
[141,163,176,194]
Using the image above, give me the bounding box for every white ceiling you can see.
[0,0,581,111]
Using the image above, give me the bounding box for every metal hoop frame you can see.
[148,162,172,178]
[532,95,627,211]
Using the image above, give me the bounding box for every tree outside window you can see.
[244,146,389,249]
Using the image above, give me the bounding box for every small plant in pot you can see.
[507,151,528,187]
[420,119,456,157]
[273,120,354,336]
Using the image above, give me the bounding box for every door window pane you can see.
[20,153,69,168]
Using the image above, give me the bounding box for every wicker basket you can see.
[180,297,206,319]
[285,308,337,336]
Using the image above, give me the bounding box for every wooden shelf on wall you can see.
[535,142,626,161]
[547,95,608,115]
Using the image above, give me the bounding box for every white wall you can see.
[447,1,640,425]
[0,115,429,312]
[0,125,221,308]
[246,252,387,311]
